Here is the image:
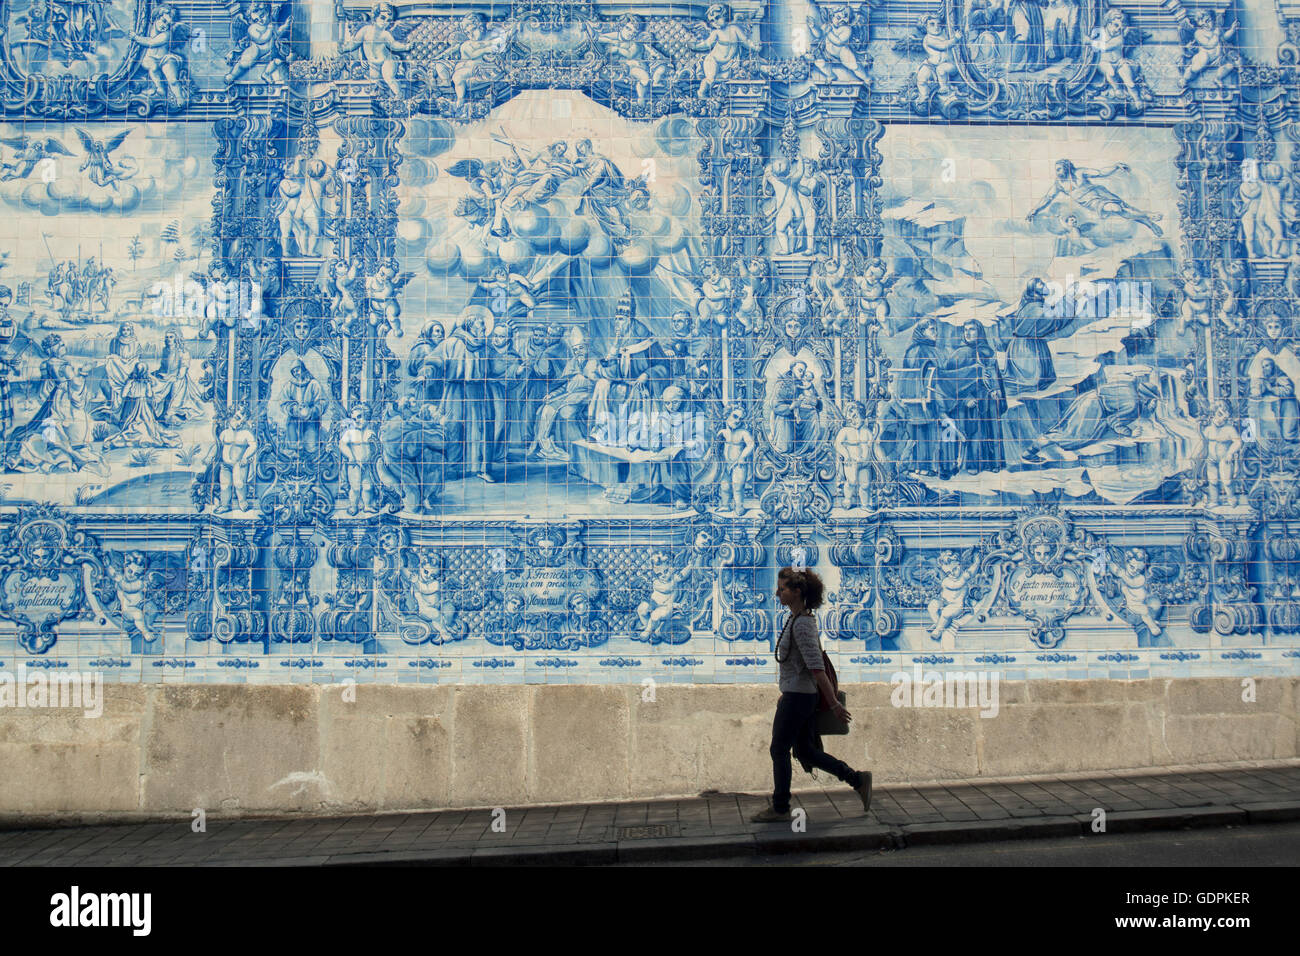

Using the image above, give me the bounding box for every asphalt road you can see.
[618,821,1300,866]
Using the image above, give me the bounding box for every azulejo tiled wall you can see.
[0,0,1296,686]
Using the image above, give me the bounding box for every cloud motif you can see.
[422,181,693,283]
[0,150,203,217]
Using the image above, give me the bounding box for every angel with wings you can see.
[1179,7,1238,88]
[0,134,72,182]
[366,261,414,339]
[75,128,136,191]
[129,2,192,106]
[339,3,417,99]
[806,2,869,84]
[433,13,518,109]
[224,2,292,85]
[447,158,510,238]
[1095,9,1151,110]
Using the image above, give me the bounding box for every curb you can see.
[312,800,1300,866]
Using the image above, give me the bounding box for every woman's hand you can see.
[833,702,852,722]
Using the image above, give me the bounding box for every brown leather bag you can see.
[815,645,849,735]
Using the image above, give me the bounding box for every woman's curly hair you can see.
[778,566,825,610]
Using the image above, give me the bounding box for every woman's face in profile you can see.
[775,577,797,607]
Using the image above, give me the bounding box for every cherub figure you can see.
[366,261,414,338]
[129,3,192,106]
[1201,401,1242,507]
[696,262,733,329]
[691,3,762,97]
[106,551,158,644]
[1176,264,1213,335]
[1094,9,1151,111]
[400,553,459,644]
[339,3,415,99]
[1108,547,1163,637]
[717,403,755,515]
[324,257,362,328]
[594,13,670,102]
[927,548,979,642]
[1215,260,1247,332]
[1237,160,1289,258]
[901,14,961,103]
[225,2,292,85]
[807,3,869,84]
[1179,8,1238,88]
[339,404,377,515]
[480,265,537,313]
[812,254,853,333]
[636,551,699,643]
[1052,214,1096,257]
[834,401,873,510]
[736,257,769,333]
[215,406,257,514]
[433,13,517,109]
[854,257,896,331]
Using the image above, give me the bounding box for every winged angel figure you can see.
[431,14,519,110]
[0,134,73,182]
[129,2,194,106]
[1092,9,1152,111]
[806,1,869,84]
[224,1,293,85]
[75,128,137,190]
[338,3,420,99]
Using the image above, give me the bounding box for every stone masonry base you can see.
[0,678,1295,823]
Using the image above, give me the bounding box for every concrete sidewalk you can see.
[2,760,1297,866]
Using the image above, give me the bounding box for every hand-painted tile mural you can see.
[0,0,1296,684]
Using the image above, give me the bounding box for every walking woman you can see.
[752,566,873,822]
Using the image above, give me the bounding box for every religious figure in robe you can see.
[1004,0,1047,72]
[898,317,948,477]
[106,361,180,450]
[104,323,142,407]
[1022,376,1162,461]
[998,277,1074,395]
[588,291,671,441]
[152,330,202,425]
[423,307,504,482]
[938,320,1007,475]
[278,360,327,457]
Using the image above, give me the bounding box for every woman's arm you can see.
[795,616,852,717]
